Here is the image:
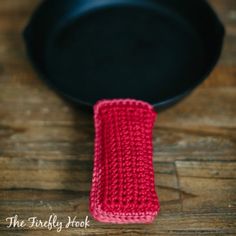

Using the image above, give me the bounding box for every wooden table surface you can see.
[0,0,235,235]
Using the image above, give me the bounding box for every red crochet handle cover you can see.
[89,99,160,224]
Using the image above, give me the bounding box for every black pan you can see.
[24,0,225,224]
[24,0,224,109]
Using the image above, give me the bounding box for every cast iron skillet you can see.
[24,0,225,224]
[24,0,224,109]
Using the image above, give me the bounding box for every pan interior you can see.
[44,5,205,105]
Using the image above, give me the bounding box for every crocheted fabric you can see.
[89,99,160,224]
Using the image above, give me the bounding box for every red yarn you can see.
[89,99,160,224]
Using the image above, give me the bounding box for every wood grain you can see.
[0,0,236,235]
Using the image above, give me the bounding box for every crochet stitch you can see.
[89,99,160,224]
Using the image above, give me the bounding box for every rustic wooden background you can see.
[0,0,235,235]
